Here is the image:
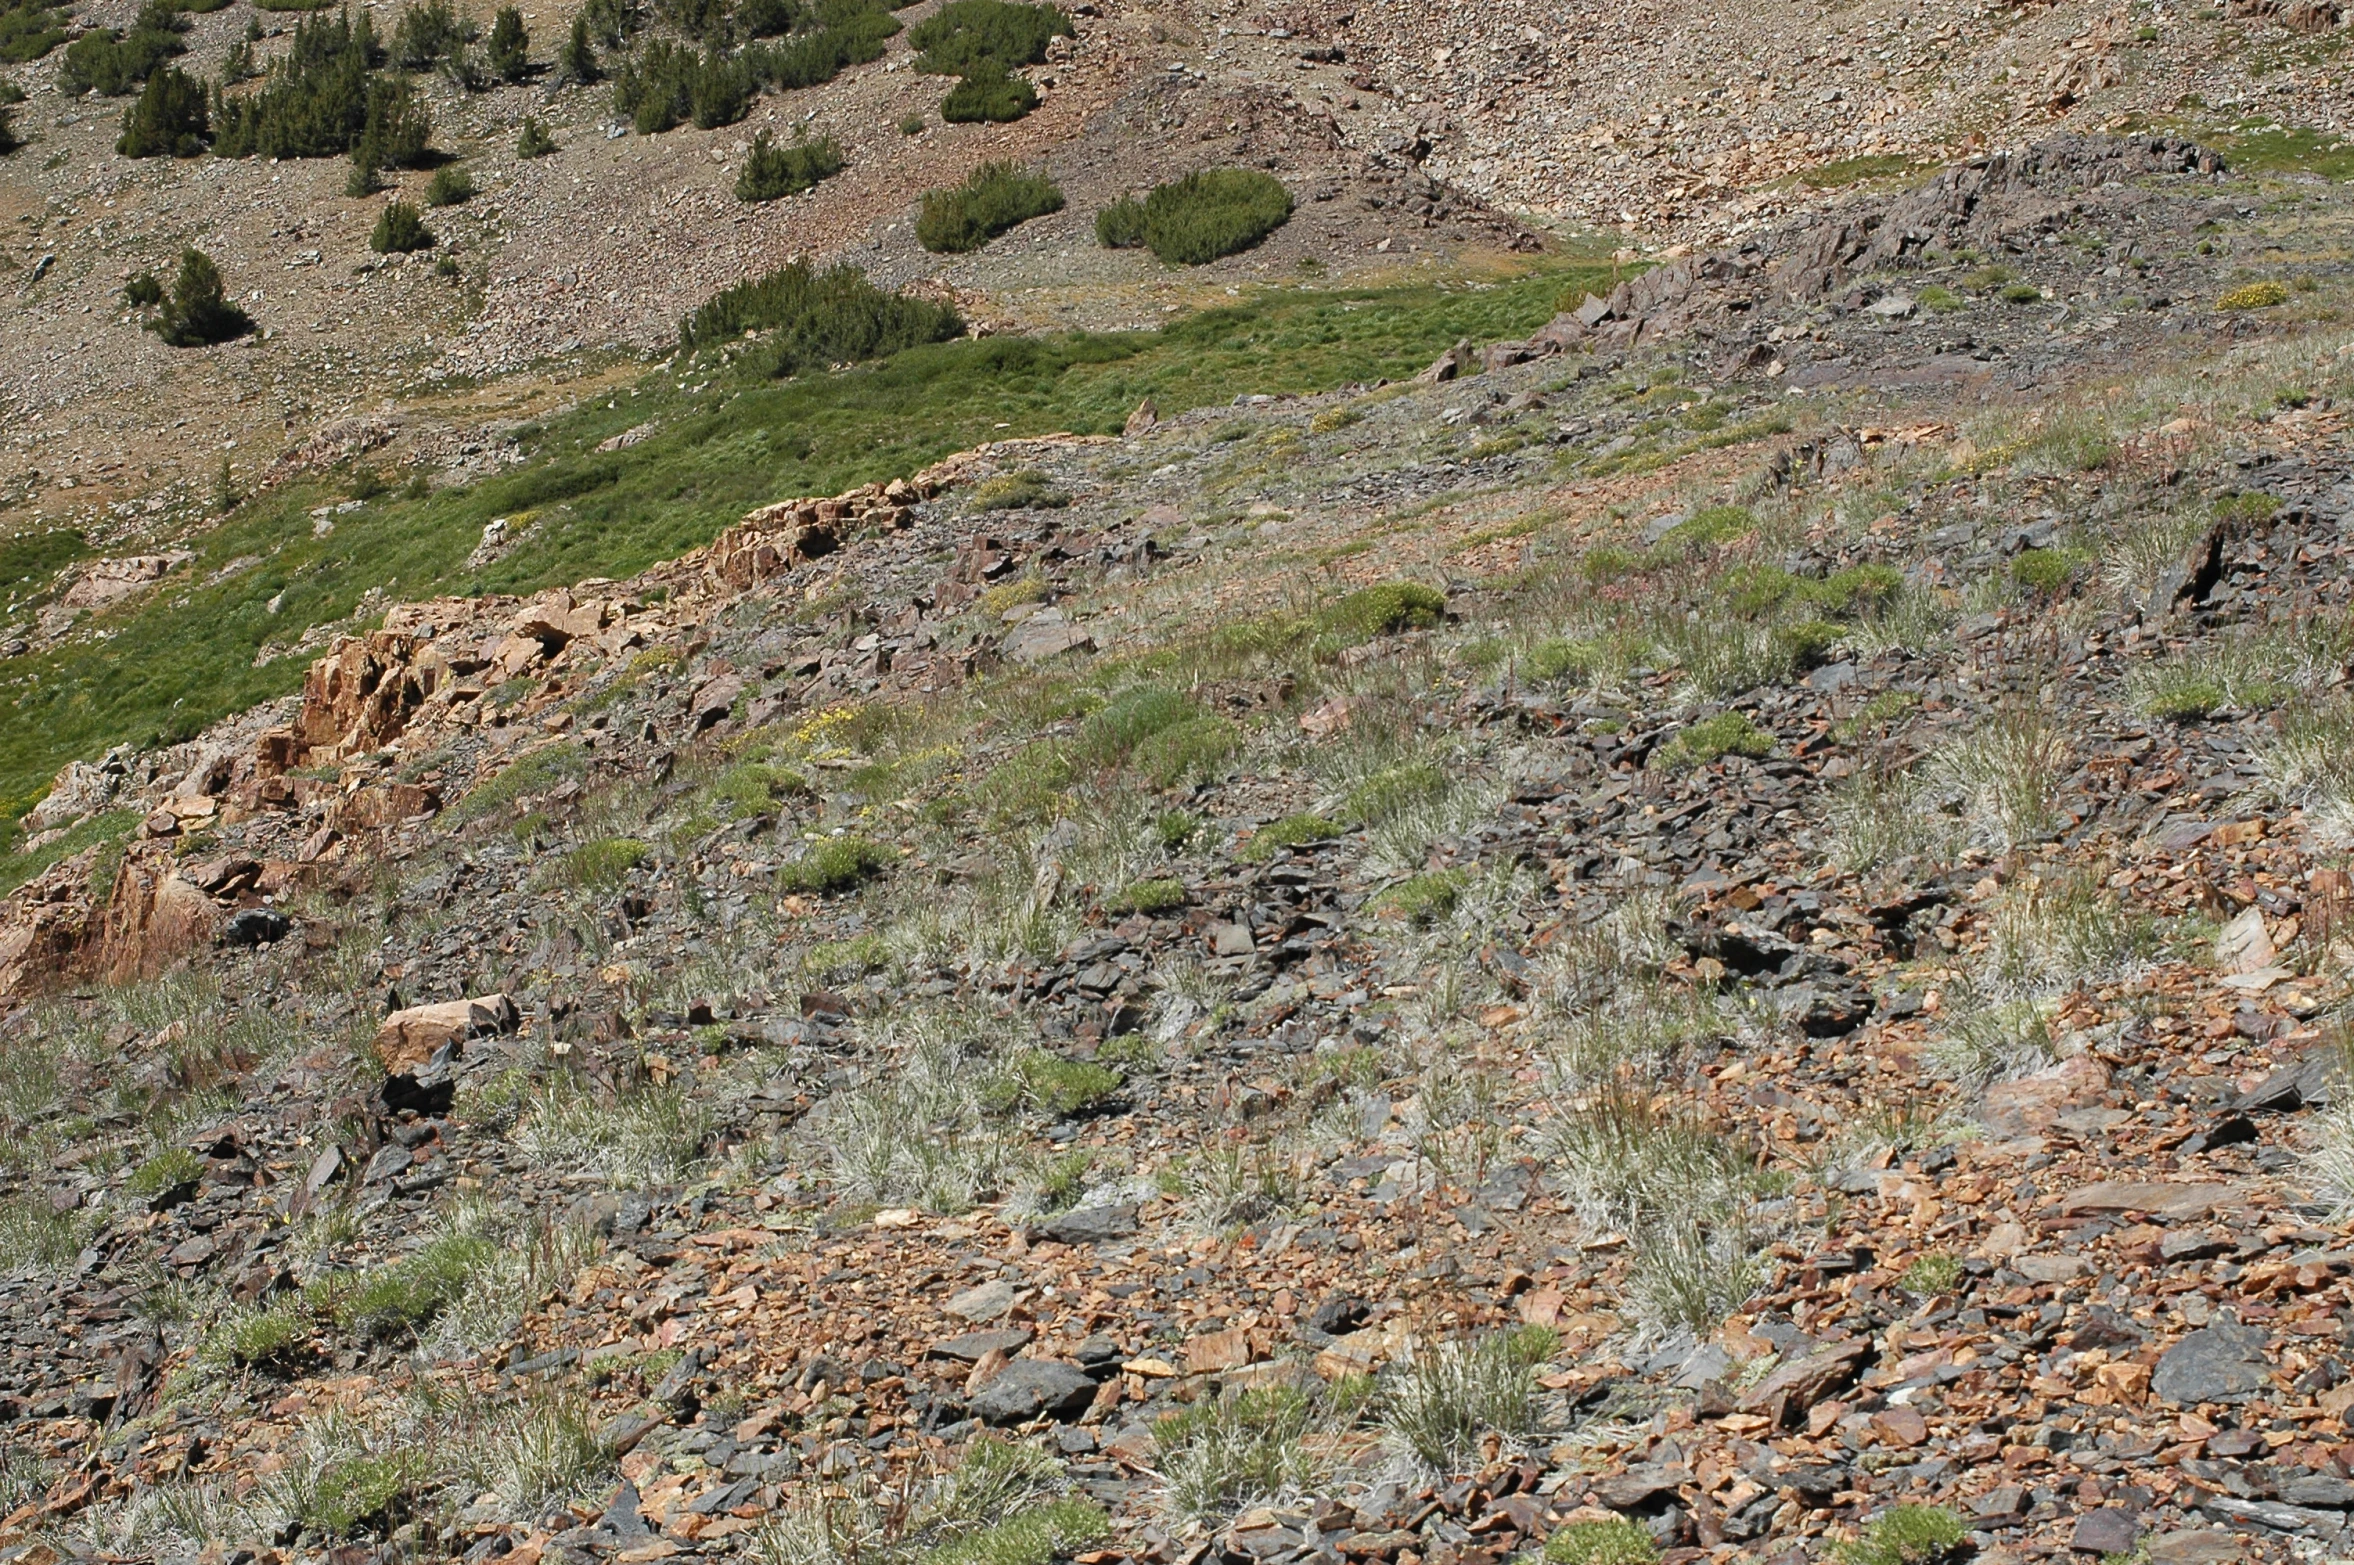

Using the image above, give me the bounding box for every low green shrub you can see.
[736,128,844,201]
[916,159,1064,253]
[370,199,436,253]
[0,0,68,63]
[61,2,185,96]
[940,65,1035,122]
[126,1145,204,1199]
[1899,1252,1963,1296]
[678,258,963,376]
[1654,711,1771,770]
[2010,547,2083,594]
[2219,279,2290,310]
[516,115,557,156]
[909,0,1070,74]
[142,249,253,347]
[780,833,890,892]
[425,162,475,205]
[1102,167,1292,264]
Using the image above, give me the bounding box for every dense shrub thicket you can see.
[915,159,1062,252]
[140,249,253,347]
[734,127,841,201]
[907,0,1066,74]
[60,0,184,95]
[907,0,1066,122]
[1097,167,1291,264]
[611,36,749,130]
[0,0,68,62]
[678,259,961,376]
[117,63,210,155]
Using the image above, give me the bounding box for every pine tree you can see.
[117,64,209,156]
[515,115,555,156]
[369,199,435,253]
[485,5,527,80]
[556,13,597,82]
[149,248,253,347]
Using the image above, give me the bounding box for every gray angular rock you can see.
[1038,1203,1138,1245]
[2152,1320,2272,1404]
[969,1358,1098,1425]
[2071,1508,2141,1556]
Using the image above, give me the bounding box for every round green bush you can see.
[1105,168,1292,265]
[916,159,1063,253]
[425,162,475,205]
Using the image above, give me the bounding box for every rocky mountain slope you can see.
[1,128,2353,1565]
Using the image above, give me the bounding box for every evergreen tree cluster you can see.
[601,0,903,135]
[60,0,185,97]
[0,0,69,64]
[211,9,383,159]
[117,63,209,155]
[677,258,960,377]
[907,0,1067,124]
[733,126,840,201]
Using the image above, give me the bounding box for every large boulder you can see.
[373,994,521,1073]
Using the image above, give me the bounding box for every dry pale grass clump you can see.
[1925,701,2068,850]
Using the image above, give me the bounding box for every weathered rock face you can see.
[702,479,930,592]
[22,757,125,836]
[97,852,222,984]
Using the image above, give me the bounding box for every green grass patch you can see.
[1317,581,1445,645]
[1787,152,1924,189]
[920,1499,1108,1565]
[1378,868,1465,925]
[126,1145,205,1199]
[2212,122,2354,182]
[1106,876,1184,914]
[303,1454,413,1537]
[970,469,1068,510]
[1654,712,1772,771]
[1241,812,1341,861]
[554,835,651,890]
[2010,547,2088,594]
[984,1051,1122,1117]
[1899,1252,1963,1296]
[0,261,1609,815]
[0,806,138,894]
[452,743,590,823]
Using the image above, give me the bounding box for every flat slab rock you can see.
[2057,1181,2243,1221]
[2152,1320,2273,1405]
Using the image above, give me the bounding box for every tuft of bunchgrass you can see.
[1378,1328,1552,1474]
[514,1078,713,1188]
[1154,1386,1318,1520]
[1926,702,2066,849]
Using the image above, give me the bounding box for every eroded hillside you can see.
[0,131,2351,1565]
